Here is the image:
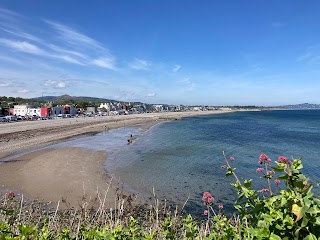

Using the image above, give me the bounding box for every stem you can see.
[223,151,241,185]
[209,205,217,217]
[264,162,273,196]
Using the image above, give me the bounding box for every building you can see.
[13,105,39,116]
[40,107,52,117]
[86,106,97,114]
[52,105,76,116]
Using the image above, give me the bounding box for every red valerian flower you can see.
[202,192,215,205]
[6,192,15,200]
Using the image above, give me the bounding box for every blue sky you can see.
[0,1,319,106]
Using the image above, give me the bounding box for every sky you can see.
[0,0,320,106]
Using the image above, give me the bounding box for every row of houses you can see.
[7,104,77,118]
[1,101,225,118]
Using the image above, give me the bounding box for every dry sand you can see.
[0,110,235,207]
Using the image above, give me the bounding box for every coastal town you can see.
[0,95,234,122]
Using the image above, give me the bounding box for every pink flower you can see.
[202,192,215,205]
[274,179,280,185]
[277,156,292,164]
[230,157,235,161]
[267,170,275,175]
[6,192,15,200]
[256,168,264,173]
[260,188,269,193]
[204,210,209,215]
[259,153,269,164]
[220,165,227,169]
[218,205,224,210]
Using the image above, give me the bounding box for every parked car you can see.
[0,117,9,122]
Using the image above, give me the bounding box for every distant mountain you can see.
[31,94,118,103]
[280,103,320,109]
[30,95,143,104]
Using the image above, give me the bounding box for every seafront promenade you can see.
[0,110,235,208]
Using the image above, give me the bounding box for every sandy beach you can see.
[0,110,235,207]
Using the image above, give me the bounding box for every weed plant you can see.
[1,152,319,239]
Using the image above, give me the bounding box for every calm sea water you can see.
[4,110,318,216]
[107,110,320,215]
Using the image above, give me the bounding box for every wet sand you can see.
[0,110,236,207]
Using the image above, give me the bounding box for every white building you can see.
[99,103,111,111]
[14,105,41,117]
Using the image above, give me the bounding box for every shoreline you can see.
[0,110,238,207]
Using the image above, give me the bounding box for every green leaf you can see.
[292,204,304,222]
[271,167,285,172]
[244,179,252,188]
[303,233,317,240]
[270,233,282,240]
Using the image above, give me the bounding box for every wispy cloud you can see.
[44,20,104,50]
[297,45,320,64]
[0,7,21,23]
[129,58,151,70]
[0,81,10,87]
[48,44,87,58]
[0,54,25,65]
[0,27,42,43]
[172,65,181,72]
[43,79,67,89]
[91,57,116,70]
[17,89,30,93]
[177,78,194,91]
[146,93,156,97]
[52,54,85,65]
[0,38,46,55]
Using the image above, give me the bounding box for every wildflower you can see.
[274,179,280,185]
[218,205,224,210]
[267,170,275,175]
[6,192,15,200]
[278,155,291,164]
[204,210,209,215]
[230,157,235,161]
[256,168,264,173]
[220,165,227,169]
[202,192,215,205]
[260,188,269,193]
[259,153,269,164]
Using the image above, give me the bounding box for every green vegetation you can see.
[1,153,320,239]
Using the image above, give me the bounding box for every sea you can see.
[105,109,320,215]
[4,109,320,216]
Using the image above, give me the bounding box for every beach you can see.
[0,110,234,208]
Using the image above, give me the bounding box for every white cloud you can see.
[297,45,320,63]
[92,57,116,70]
[43,79,66,88]
[44,20,104,50]
[0,38,46,55]
[0,82,10,87]
[129,58,151,70]
[172,65,181,72]
[52,54,85,65]
[17,89,29,93]
[177,78,194,91]
[0,7,21,23]
[146,93,156,97]
[0,28,42,43]
[56,82,66,88]
[48,44,87,58]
